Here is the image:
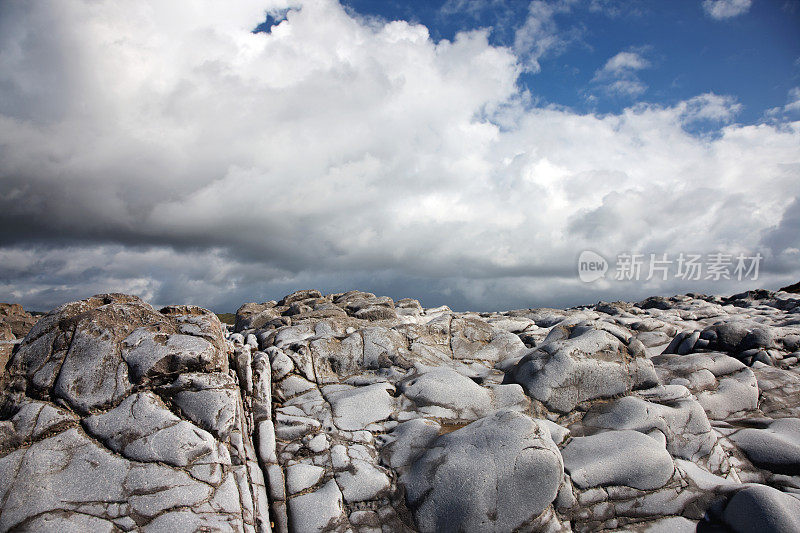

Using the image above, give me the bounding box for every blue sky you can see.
[1,0,799,312]
[336,1,800,126]
[363,1,797,123]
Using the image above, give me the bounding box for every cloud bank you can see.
[0,0,798,312]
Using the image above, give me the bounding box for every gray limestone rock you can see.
[235,301,281,332]
[335,459,391,503]
[3,289,800,533]
[561,429,675,491]
[722,485,800,533]
[287,479,345,532]
[84,391,219,467]
[727,418,800,475]
[165,372,239,439]
[652,351,759,419]
[326,382,395,430]
[122,327,221,382]
[379,417,442,469]
[10,400,77,442]
[285,462,325,494]
[399,365,492,419]
[577,385,732,474]
[401,409,563,532]
[506,323,659,412]
[450,316,527,362]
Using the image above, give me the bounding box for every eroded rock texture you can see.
[0,295,266,532]
[1,289,800,532]
[0,303,38,372]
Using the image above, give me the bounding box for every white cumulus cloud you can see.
[513,0,577,72]
[786,87,800,112]
[598,51,650,75]
[592,50,651,97]
[679,93,743,123]
[702,0,752,20]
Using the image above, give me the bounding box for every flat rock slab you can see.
[326,382,395,430]
[165,372,239,439]
[0,427,225,531]
[399,366,492,419]
[122,327,220,382]
[336,458,391,503]
[288,479,345,532]
[285,462,325,495]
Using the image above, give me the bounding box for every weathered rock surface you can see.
[0,303,38,371]
[721,484,800,532]
[1,287,799,532]
[0,294,265,532]
[561,429,675,490]
[0,303,38,339]
[401,409,564,532]
[504,321,658,412]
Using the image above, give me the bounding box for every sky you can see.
[0,0,799,313]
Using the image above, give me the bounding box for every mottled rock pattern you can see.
[401,409,564,532]
[505,321,658,412]
[1,288,799,532]
[0,303,38,339]
[0,294,266,532]
[0,303,39,372]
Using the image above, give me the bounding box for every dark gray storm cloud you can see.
[1,0,798,312]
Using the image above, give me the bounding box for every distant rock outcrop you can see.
[0,303,38,338]
[0,302,39,371]
[1,289,800,532]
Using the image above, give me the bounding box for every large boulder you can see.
[727,418,800,475]
[0,294,268,532]
[722,485,800,533]
[449,316,527,362]
[652,351,759,419]
[505,321,659,412]
[7,294,228,413]
[577,385,733,475]
[401,409,564,532]
[234,301,282,332]
[698,320,776,354]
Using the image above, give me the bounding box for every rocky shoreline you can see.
[1,289,799,532]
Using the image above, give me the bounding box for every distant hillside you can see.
[781,281,800,293]
[215,312,235,325]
